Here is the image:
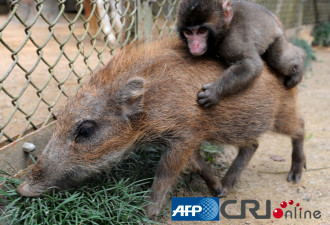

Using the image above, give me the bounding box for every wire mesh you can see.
[0,0,329,147]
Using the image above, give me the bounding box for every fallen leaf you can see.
[270,155,285,162]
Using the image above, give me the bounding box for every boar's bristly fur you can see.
[17,37,305,217]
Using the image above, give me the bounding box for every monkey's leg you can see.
[219,142,258,196]
[274,112,306,183]
[146,141,197,217]
[190,152,222,196]
[266,36,306,89]
[197,54,263,108]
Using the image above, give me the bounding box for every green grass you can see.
[312,22,330,47]
[200,142,224,164]
[0,146,164,225]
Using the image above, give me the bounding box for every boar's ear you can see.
[116,78,145,120]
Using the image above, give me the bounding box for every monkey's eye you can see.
[198,27,207,34]
[183,29,193,35]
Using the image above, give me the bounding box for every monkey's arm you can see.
[197,54,263,108]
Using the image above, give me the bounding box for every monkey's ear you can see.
[116,78,145,120]
[223,1,233,25]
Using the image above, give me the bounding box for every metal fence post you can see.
[296,0,305,37]
[137,0,153,42]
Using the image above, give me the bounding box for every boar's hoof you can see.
[287,161,305,183]
[214,183,229,197]
[17,181,44,197]
[217,187,229,197]
[145,203,161,218]
[287,170,302,183]
[209,184,223,197]
[287,171,301,183]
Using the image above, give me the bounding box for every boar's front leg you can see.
[146,141,197,217]
[219,142,259,196]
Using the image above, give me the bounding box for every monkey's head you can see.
[177,0,233,56]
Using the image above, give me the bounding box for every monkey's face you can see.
[183,26,209,56]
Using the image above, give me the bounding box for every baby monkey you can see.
[177,0,306,108]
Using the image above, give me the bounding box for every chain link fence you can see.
[0,0,329,147]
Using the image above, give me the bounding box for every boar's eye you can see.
[75,121,97,141]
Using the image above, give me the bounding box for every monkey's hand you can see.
[197,82,221,108]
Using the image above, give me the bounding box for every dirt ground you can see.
[162,46,330,224]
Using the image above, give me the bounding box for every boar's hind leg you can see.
[275,115,305,183]
[146,142,196,217]
[287,135,305,183]
[190,152,222,196]
[219,142,259,197]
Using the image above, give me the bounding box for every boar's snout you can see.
[16,158,61,197]
[16,149,80,197]
[17,181,47,197]
[17,164,81,197]
[17,158,51,197]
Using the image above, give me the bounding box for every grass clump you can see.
[312,22,330,47]
[0,146,163,225]
[1,175,152,225]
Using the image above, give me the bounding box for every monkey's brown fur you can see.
[17,37,305,217]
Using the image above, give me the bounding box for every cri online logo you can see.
[273,200,321,219]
